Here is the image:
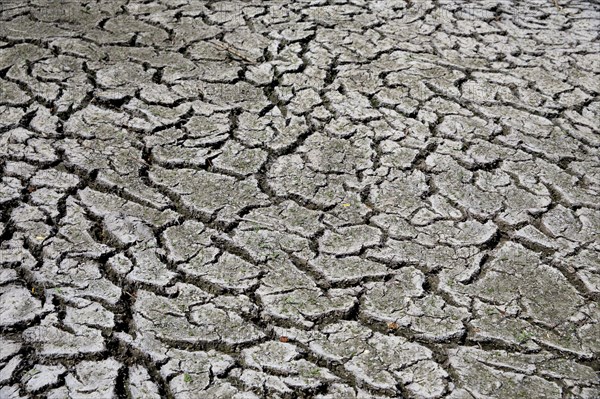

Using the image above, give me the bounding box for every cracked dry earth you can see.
[0,1,599,399]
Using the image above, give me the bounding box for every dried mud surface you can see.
[0,1,599,398]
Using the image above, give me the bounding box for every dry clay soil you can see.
[0,1,599,398]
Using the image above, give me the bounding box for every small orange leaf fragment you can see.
[279,336,289,343]
[387,322,399,330]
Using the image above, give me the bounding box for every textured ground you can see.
[0,0,599,398]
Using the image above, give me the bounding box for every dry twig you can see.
[553,0,561,10]
[208,40,256,64]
